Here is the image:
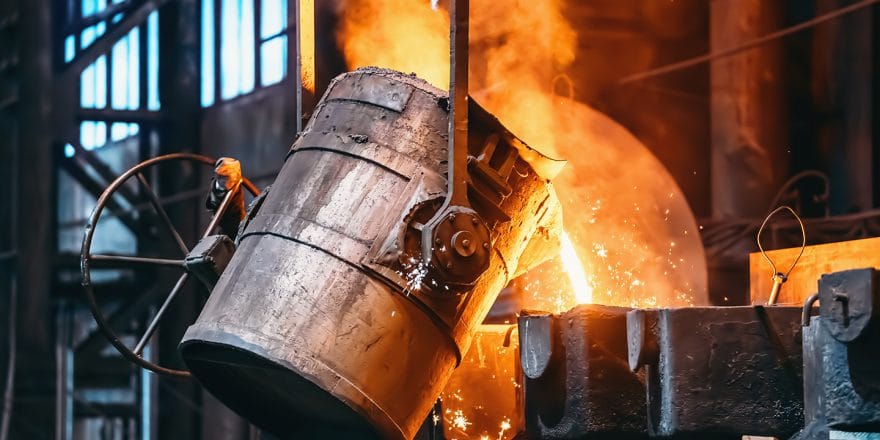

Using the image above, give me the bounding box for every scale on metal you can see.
[80,2,565,438]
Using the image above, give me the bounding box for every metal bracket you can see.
[819,268,879,342]
[184,234,236,290]
[414,0,492,295]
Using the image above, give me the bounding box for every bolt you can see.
[434,238,441,245]
[483,242,489,249]
[471,217,479,225]
[462,239,471,247]
[446,262,453,269]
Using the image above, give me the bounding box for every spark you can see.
[399,258,429,293]
[451,410,471,431]
[498,419,512,440]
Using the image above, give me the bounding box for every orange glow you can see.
[335,2,709,438]
[214,157,243,189]
[336,0,708,312]
[336,0,449,89]
[441,325,520,440]
[298,0,315,92]
[560,231,592,304]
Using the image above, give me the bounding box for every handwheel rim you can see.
[80,152,258,378]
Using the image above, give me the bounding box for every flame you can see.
[335,0,708,313]
[336,0,449,88]
[298,0,315,92]
[334,3,709,438]
[560,231,592,304]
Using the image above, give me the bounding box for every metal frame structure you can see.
[0,0,207,438]
[0,0,872,438]
[47,0,317,437]
[51,1,205,438]
[80,152,259,378]
[0,0,322,437]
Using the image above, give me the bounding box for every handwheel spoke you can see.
[80,153,224,377]
[242,178,260,196]
[136,173,189,256]
[134,272,189,355]
[89,254,185,268]
[201,185,237,239]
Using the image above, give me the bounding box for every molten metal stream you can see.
[335,2,708,438]
[335,0,708,312]
[561,231,592,304]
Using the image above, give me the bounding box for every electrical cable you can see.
[700,171,830,253]
[618,0,879,84]
[765,170,831,218]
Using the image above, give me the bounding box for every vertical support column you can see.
[12,0,56,436]
[447,0,469,205]
[709,0,787,305]
[813,0,874,214]
[875,4,880,210]
[710,0,787,219]
[294,0,343,131]
[53,303,73,440]
[294,0,315,131]
[0,1,17,437]
[157,2,201,439]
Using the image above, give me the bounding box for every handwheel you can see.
[80,153,260,377]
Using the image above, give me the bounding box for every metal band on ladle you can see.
[756,205,806,305]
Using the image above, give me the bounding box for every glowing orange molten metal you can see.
[334,3,708,437]
[337,0,450,88]
[335,0,708,313]
[560,231,593,304]
[298,0,315,92]
[335,0,707,312]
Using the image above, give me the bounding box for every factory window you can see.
[201,0,288,107]
[64,0,160,157]
[58,0,160,256]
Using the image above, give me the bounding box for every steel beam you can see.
[12,0,55,436]
[61,0,169,83]
[65,0,137,34]
[76,108,164,123]
[58,157,140,232]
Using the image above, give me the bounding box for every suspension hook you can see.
[756,205,806,305]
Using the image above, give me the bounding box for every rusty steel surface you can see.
[795,269,880,439]
[519,305,648,439]
[628,306,805,438]
[184,234,236,289]
[180,68,563,439]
